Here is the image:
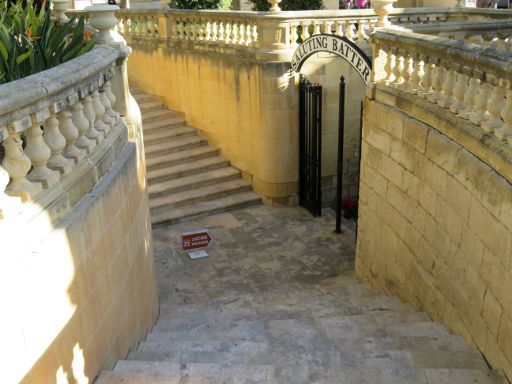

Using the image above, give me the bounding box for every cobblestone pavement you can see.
[100,206,507,384]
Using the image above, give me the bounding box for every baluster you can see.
[205,21,212,41]
[300,21,309,41]
[344,22,355,42]
[384,47,397,85]
[218,21,225,43]
[239,22,246,46]
[176,18,183,40]
[427,62,445,103]
[409,54,423,94]
[225,21,232,44]
[459,74,479,120]
[170,16,178,39]
[394,50,405,88]
[197,17,204,42]
[356,20,369,41]
[335,21,343,38]
[252,24,258,45]
[231,21,239,45]
[469,77,490,126]
[100,89,114,127]
[450,67,469,115]
[418,56,433,98]
[400,53,414,92]
[82,94,101,144]
[323,20,333,34]
[149,16,155,37]
[59,109,85,164]
[245,21,252,46]
[496,82,512,143]
[105,80,120,121]
[481,77,505,133]
[25,110,59,188]
[313,22,321,36]
[45,103,73,174]
[438,65,456,109]
[72,95,95,154]
[2,127,42,200]
[211,20,218,42]
[291,22,299,46]
[92,90,109,136]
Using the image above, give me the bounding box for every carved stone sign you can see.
[290,35,372,85]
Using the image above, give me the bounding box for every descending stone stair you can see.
[96,280,508,384]
[131,88,261,226]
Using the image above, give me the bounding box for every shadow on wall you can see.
[1,124,157,383]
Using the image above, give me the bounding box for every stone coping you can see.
[77,7,512,20]
[372,28,512,79]
[0,45,127,128]
[409,18,512,34]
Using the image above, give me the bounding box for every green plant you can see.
[0,0,95,84]
[171,0,231,10]
[248,0,322,11]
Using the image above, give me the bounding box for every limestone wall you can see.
[356,88,512,380]
[1,118,158,383]
[127,41,367,205]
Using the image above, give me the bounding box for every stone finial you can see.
[85,4,123,44]
[52,0,71,22]
[373,0,398,28]
[267,0,282,12]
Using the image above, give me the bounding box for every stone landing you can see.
[95,206,508,384]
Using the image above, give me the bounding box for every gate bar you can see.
[335,76,346,234]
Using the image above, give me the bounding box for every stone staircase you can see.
[94,204,509,384]
[96,280,508,384]
[132,88,261,226]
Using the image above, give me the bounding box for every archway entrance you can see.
[292,35,371,217]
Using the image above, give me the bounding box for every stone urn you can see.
[373,0,398,28]
[85,4,121,44]
[267,0,282,12]
[52,0,71,22]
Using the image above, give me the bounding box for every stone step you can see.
[146,146,219,171]
[128,340,269,365]
[144,126,197,145]
[142,116,186,134]
[147,156,230,184]
[146,136,208,158]
[133,92,159,103]
[94,368,510,384]
[151,191,260,226]
[143,109,181,124]
[149,167,240,198]
[139,100,164,113]
[114,361,271,382]
[96,371,265,384]
[149,179,253,213]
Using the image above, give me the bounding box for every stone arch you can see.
[290,35,372,84]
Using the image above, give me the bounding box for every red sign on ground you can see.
[181,229,215,251]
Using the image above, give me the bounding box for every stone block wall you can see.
[356,94,512,380]
[2,123,158,383]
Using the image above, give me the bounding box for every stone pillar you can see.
[86,5,132,119]
[255,17,292,62]
[373,0,398,28]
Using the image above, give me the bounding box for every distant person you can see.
[356,0,368,8]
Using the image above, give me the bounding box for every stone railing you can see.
[410,19,512,51]
[0,43,128,221]
[370,29,512,147]
[68,7,512,60]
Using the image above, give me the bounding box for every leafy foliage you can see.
[171,0,232,10]
[0,0,95,84]
[248,0,322,11]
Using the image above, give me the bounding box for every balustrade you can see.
[0,44,127,215]
[372,29,512,147]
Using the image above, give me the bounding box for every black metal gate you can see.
[299,75,322,217]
